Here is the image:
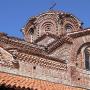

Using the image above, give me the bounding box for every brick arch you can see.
[71,37,90,61]
[77,42,90,55]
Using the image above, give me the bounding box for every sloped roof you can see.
[0,72,83,90]
[34,33,72,53]
[27,10,81,25]
[1,29,90,64]
[68,28,90,38]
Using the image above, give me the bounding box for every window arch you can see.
[84,47,90,70]
[65,23,73,33]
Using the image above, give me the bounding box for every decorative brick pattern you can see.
[0,10,90,90]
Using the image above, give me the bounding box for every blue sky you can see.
[0,0,90,38]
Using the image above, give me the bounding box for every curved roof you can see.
[29,10,82,25]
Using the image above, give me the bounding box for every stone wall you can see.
[69,35,90,89]
[49,43,71,62]
[0,48,68,84]
[0,32,90,89]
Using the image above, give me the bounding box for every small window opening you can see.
[78,78,80,80]
[84,47,90,70]
[33,66,36,70]
[65,24,73,32]
[13,55,17,59]
[29,28,34,35]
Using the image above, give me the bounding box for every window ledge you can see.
[82,69,90,75]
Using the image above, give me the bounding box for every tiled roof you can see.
[0,72,84,90]
[0,32,67,63]
[34,33,73,53]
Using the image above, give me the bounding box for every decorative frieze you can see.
[12,51,67,71]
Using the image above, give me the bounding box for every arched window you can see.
[65,23,73,33]
[84,47,90,70]
[29,28,34,35]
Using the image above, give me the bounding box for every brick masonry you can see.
[0,10,90,90]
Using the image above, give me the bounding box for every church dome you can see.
[22,10,83,43]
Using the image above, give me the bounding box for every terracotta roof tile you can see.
[0,72,85,90]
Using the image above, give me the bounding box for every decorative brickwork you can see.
[0,10,90,90]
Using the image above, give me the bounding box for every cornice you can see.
[68,28,90,38]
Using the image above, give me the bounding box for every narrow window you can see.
[85,47,90,70]
[29,28,34,35]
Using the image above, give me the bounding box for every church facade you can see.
[0,10,90,90]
